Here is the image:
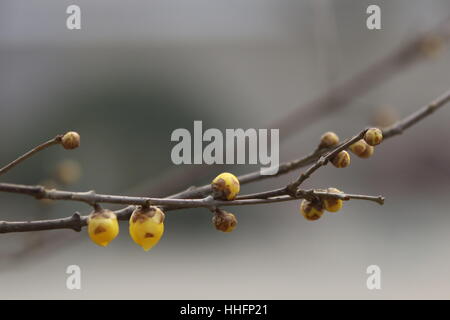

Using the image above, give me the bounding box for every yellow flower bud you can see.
[359,144,374,158]
[364,128,383,146]
[349,139,368,157]
[300,199,324,221]
[212,210,237,232]
[55,159,82,185]
[323,188,344,213]
[331,150,350,168]
[129,206,165,251]
[211,172,240,200]
[61,131,80,150]
[87,209,119,247]
[319,131,340,148]
[419,35,444,58]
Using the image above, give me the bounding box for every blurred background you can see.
[1,0,450,299]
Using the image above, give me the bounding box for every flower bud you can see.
[61,131,80,150]
[211,172,240,200]
[349,139,368,157]
[331,150,350,168]
[212,210,237,232]
[319,131,340,149]
[323,188,344,213]
[419,35,444,58]
[359,144,374,158]
[87,209,119,247]
[300,199,324,221]
[364,128,383,146]
[55,159,82,185]
[129,206,165,251]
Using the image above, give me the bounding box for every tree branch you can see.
[182,88,450,200]
[383,89,450,138]
[0,135,63,177]
[271,16,450,138]
[0,189,382,234]
[1,87,450,234]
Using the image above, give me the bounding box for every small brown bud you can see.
[212,210,237,232]
[300,199,324,221]
[61,131,80,150]
[331,150,350,168]
[419,35,444,58]
[319,131,340,148]
[364,128,383,146]
[55,159,82,185]
[349,139,368,157]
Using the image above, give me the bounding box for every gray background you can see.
[1,0,450,299]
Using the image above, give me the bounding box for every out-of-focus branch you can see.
[129,17,450,198]
[271,16,450,138]
[0,135,63,177]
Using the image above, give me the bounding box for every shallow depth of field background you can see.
[1,0,450,299]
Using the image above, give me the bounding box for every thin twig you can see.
[0,135,63,177]
[0,182,381,211]
[383,89,450,138]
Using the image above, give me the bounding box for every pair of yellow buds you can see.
[319,128,383,168]
[87,206,165,251]
[300,187,344,221]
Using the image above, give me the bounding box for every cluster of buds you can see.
[318,128,384,168]
[209,172,241,232]
[300,188,344,221]
[81,125,383,245]
[349,128,383,159]
[319,132,350,169]
[85,171,244,249]
[87,205,165,251]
